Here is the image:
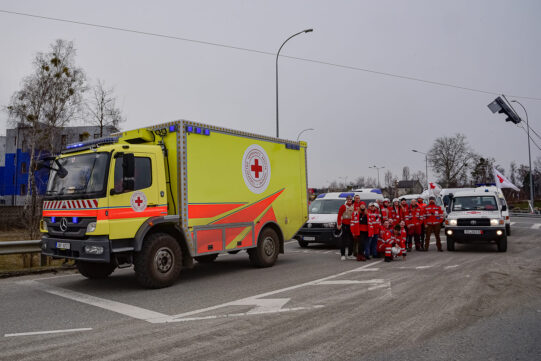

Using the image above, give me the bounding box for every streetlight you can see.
[369,165,385,188]
[276,28,313,138]
[296,128,315,141]
[511,100,535,212]
[412,149,429,191]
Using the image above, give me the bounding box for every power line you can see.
[2,8,541,101]
[516,123,541,153]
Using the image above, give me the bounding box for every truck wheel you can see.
[76,261,116,279]
[249,228,279,267]
[134,232,182,288]
[194,254,218,263]
[298,240,309,248]
[506,225,511,236]
[446,237,455,251]
[497,236,507,252]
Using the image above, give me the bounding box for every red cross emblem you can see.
[251,159,263,178]
[135,196,143,207]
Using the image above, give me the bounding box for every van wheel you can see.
[298,240,309,248]
[249,228,279,267]
[506,225,511,236]
[497,236,507,252]
[194,254,218,263]
[76,261,116,279]
[135,232,182,288]
[446,237,455,251]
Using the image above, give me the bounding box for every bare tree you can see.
[5,39,86,238]
[86,79,124,137]
[365,177,377,188]
[402,166,410,181]
[411,170,426,188]
[509,162,518,186]
[384,170,394,188]
[428,133,475,187]
[471,156,496,185]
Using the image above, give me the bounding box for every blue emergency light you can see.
[51,217,56,223]
[339,192,355,198]
[186,125,194,133]
[317,193,326,199]
[72,217,79,224]
[195,127,202,134]
[65,137,118,150]
[169,125,176,132]
[204,129,210,136]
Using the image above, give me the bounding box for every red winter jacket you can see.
[408,205,425,227]
[424,203,444,225]
[337,203,354,226]
[367,209,381,237]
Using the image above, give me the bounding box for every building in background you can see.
[0,124,117,206]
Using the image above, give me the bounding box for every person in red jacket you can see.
[350,196,368,261]
[417,196,427,247]
[424,196,444,251]
[365,203,380,259]
[409,198,425,251]
[399,198,412,251]
[390,199,401,227]
[337,195,354,260]
[380,198,391,224]
[377,219,392,257]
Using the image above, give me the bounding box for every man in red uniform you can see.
[390,199,401,227]
[337,195,354,260]
[409,198,425,251]
[366,203,380,259]
[417,196,427,248]
[424,196,444,251]
[380,198,391,224]
[350,196,368,261]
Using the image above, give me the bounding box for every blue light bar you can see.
[51,217,56,223]
[195,127,202,134]
[72,217,79,224]
[169,125,176,132]
[204,129,210,136]
[339,192,355,198]
[285,144,300,150]
[65,137,118,150]
[370,189,382,194]
[316,193,326,199]
[186,125,193,133]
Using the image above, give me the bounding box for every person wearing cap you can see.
[351,198,368,261]
[337,195,355,261]
[417,196,427,247]
[366,202,381,259]
[424,196,444,251]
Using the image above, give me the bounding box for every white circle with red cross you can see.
[242,144,271,194]
[130,191,148,212]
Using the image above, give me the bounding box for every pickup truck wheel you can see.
[135,232,182,289]
[76,261,116,279]
[497,235,508,252]
[446,237,455,251]
[249,228,279,267]
[298,240,309,248]
[194,254,219,263]
[506,225,511,236]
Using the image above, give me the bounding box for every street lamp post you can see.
[276,29,313,138]
[369,165,385,188]
[296,128,315,141]
[412,149,429,191]
[511,100,535,212]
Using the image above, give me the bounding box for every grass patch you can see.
[509,200,541,210]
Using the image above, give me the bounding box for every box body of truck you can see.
[40,120,308,287]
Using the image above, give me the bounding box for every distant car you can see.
[295,190,384,247]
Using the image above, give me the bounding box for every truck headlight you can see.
[42,220,48,232]
[84,245,103,255]
[490,219,499,226]
[324,222,336,228]
[448,219,457,226]
[86,222,96,233]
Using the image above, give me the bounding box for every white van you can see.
[295,190,384,247]
[474,186,511,235]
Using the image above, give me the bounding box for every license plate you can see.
[303,236,316,241]
[56,242,71,250]
[464,230,482,235]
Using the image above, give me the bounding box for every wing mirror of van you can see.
[501,205,507,212]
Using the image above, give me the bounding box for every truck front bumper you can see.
[445,227,506,242]
[41,235,111,263]
[295,228,336,245]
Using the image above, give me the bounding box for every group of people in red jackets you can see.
[336,194,444,262]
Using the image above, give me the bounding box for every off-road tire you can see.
[446,237,455,251]
[194,254,219,263]
[134,232,182,288]
[497,235,508,252]
[249,228,279,267]
[76,260,116,279]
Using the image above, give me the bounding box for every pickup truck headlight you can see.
[323,222,336,228]
[86,222,97,234]
[490,219,504,226]
[448,219,457,226]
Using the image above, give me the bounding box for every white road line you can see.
[510,222,516,225]
[5,328,92,337]
[316,279,385,285]
[532,223,541,229]
[18,280,170,324]
[353,268,380,272]
[415,266,432,270]
[444,265,459,269]
[174,305,325,322]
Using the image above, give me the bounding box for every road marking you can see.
[510,222,516,225]
[415,266,432,269]
[444,265,459,269]
[353,268,380,272]
[532,223,541,229]
[316,279,385,285]
[18,280,170,324]
[174,305,326,322]
[5,328,92,337]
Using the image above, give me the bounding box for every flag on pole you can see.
[428,182,442,196]
[493,167,520,192]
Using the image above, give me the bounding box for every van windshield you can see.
[452,196,498,211]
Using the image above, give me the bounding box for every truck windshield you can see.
[452,196,497,211]
[46,152,109,198]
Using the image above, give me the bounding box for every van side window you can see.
[114,157,152,192]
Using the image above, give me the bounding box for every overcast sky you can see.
[1,0,540,187]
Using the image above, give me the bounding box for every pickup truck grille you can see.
[457,218,490,227]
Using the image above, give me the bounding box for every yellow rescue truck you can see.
[39,120,308,288]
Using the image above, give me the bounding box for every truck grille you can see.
[457,218,490,227]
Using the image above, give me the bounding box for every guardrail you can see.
[510,212,541,218]
[0,240,47,267]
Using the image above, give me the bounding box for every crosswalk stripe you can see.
[532,224,541,229]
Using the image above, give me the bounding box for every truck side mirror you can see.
[122,153,135,192]
[501,205,507,211]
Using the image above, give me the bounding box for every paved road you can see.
[1,217,540,360]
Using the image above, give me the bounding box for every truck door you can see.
[108,152,161,240]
